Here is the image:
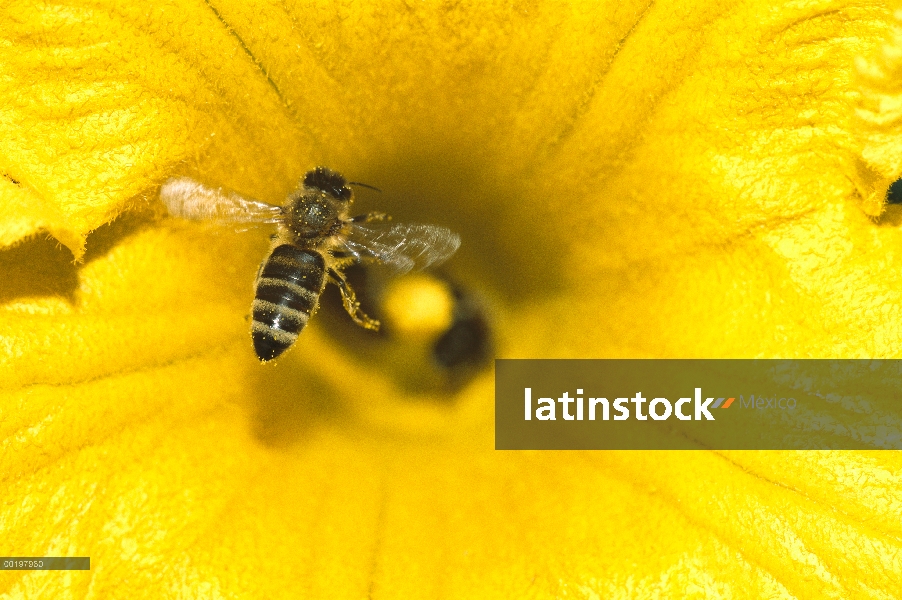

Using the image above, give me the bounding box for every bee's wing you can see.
[341,222,461,275]
[160,177,283,225]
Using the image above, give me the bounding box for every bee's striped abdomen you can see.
[251,245,325,361]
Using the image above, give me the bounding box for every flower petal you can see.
[3,1,902,598]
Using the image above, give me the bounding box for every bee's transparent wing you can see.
[341,222,461,274]
[160,177,283,225]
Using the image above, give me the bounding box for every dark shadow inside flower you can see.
[82,209,161,265]
[431,281,493,370]
[0,208,161,306]
[0,236,79,304]
[347,148,570,305]
[318,263,494,396]
[873,179,902,228]
[886,178,902,205]
[874,205,902,227]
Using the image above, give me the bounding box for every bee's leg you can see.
[350,211,389,223]
[328,268,380,331]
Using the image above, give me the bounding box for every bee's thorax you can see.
[284,191,349,240]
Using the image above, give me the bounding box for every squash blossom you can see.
[3,0,902,597]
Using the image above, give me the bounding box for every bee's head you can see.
[304,166,352,202]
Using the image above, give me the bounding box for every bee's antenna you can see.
[347,181,382,193]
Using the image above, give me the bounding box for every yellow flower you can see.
[3,0,902,597]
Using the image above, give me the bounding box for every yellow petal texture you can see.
[3,0,902,599]
[857,8,902,209]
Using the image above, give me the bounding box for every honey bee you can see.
[160,167,461,362]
